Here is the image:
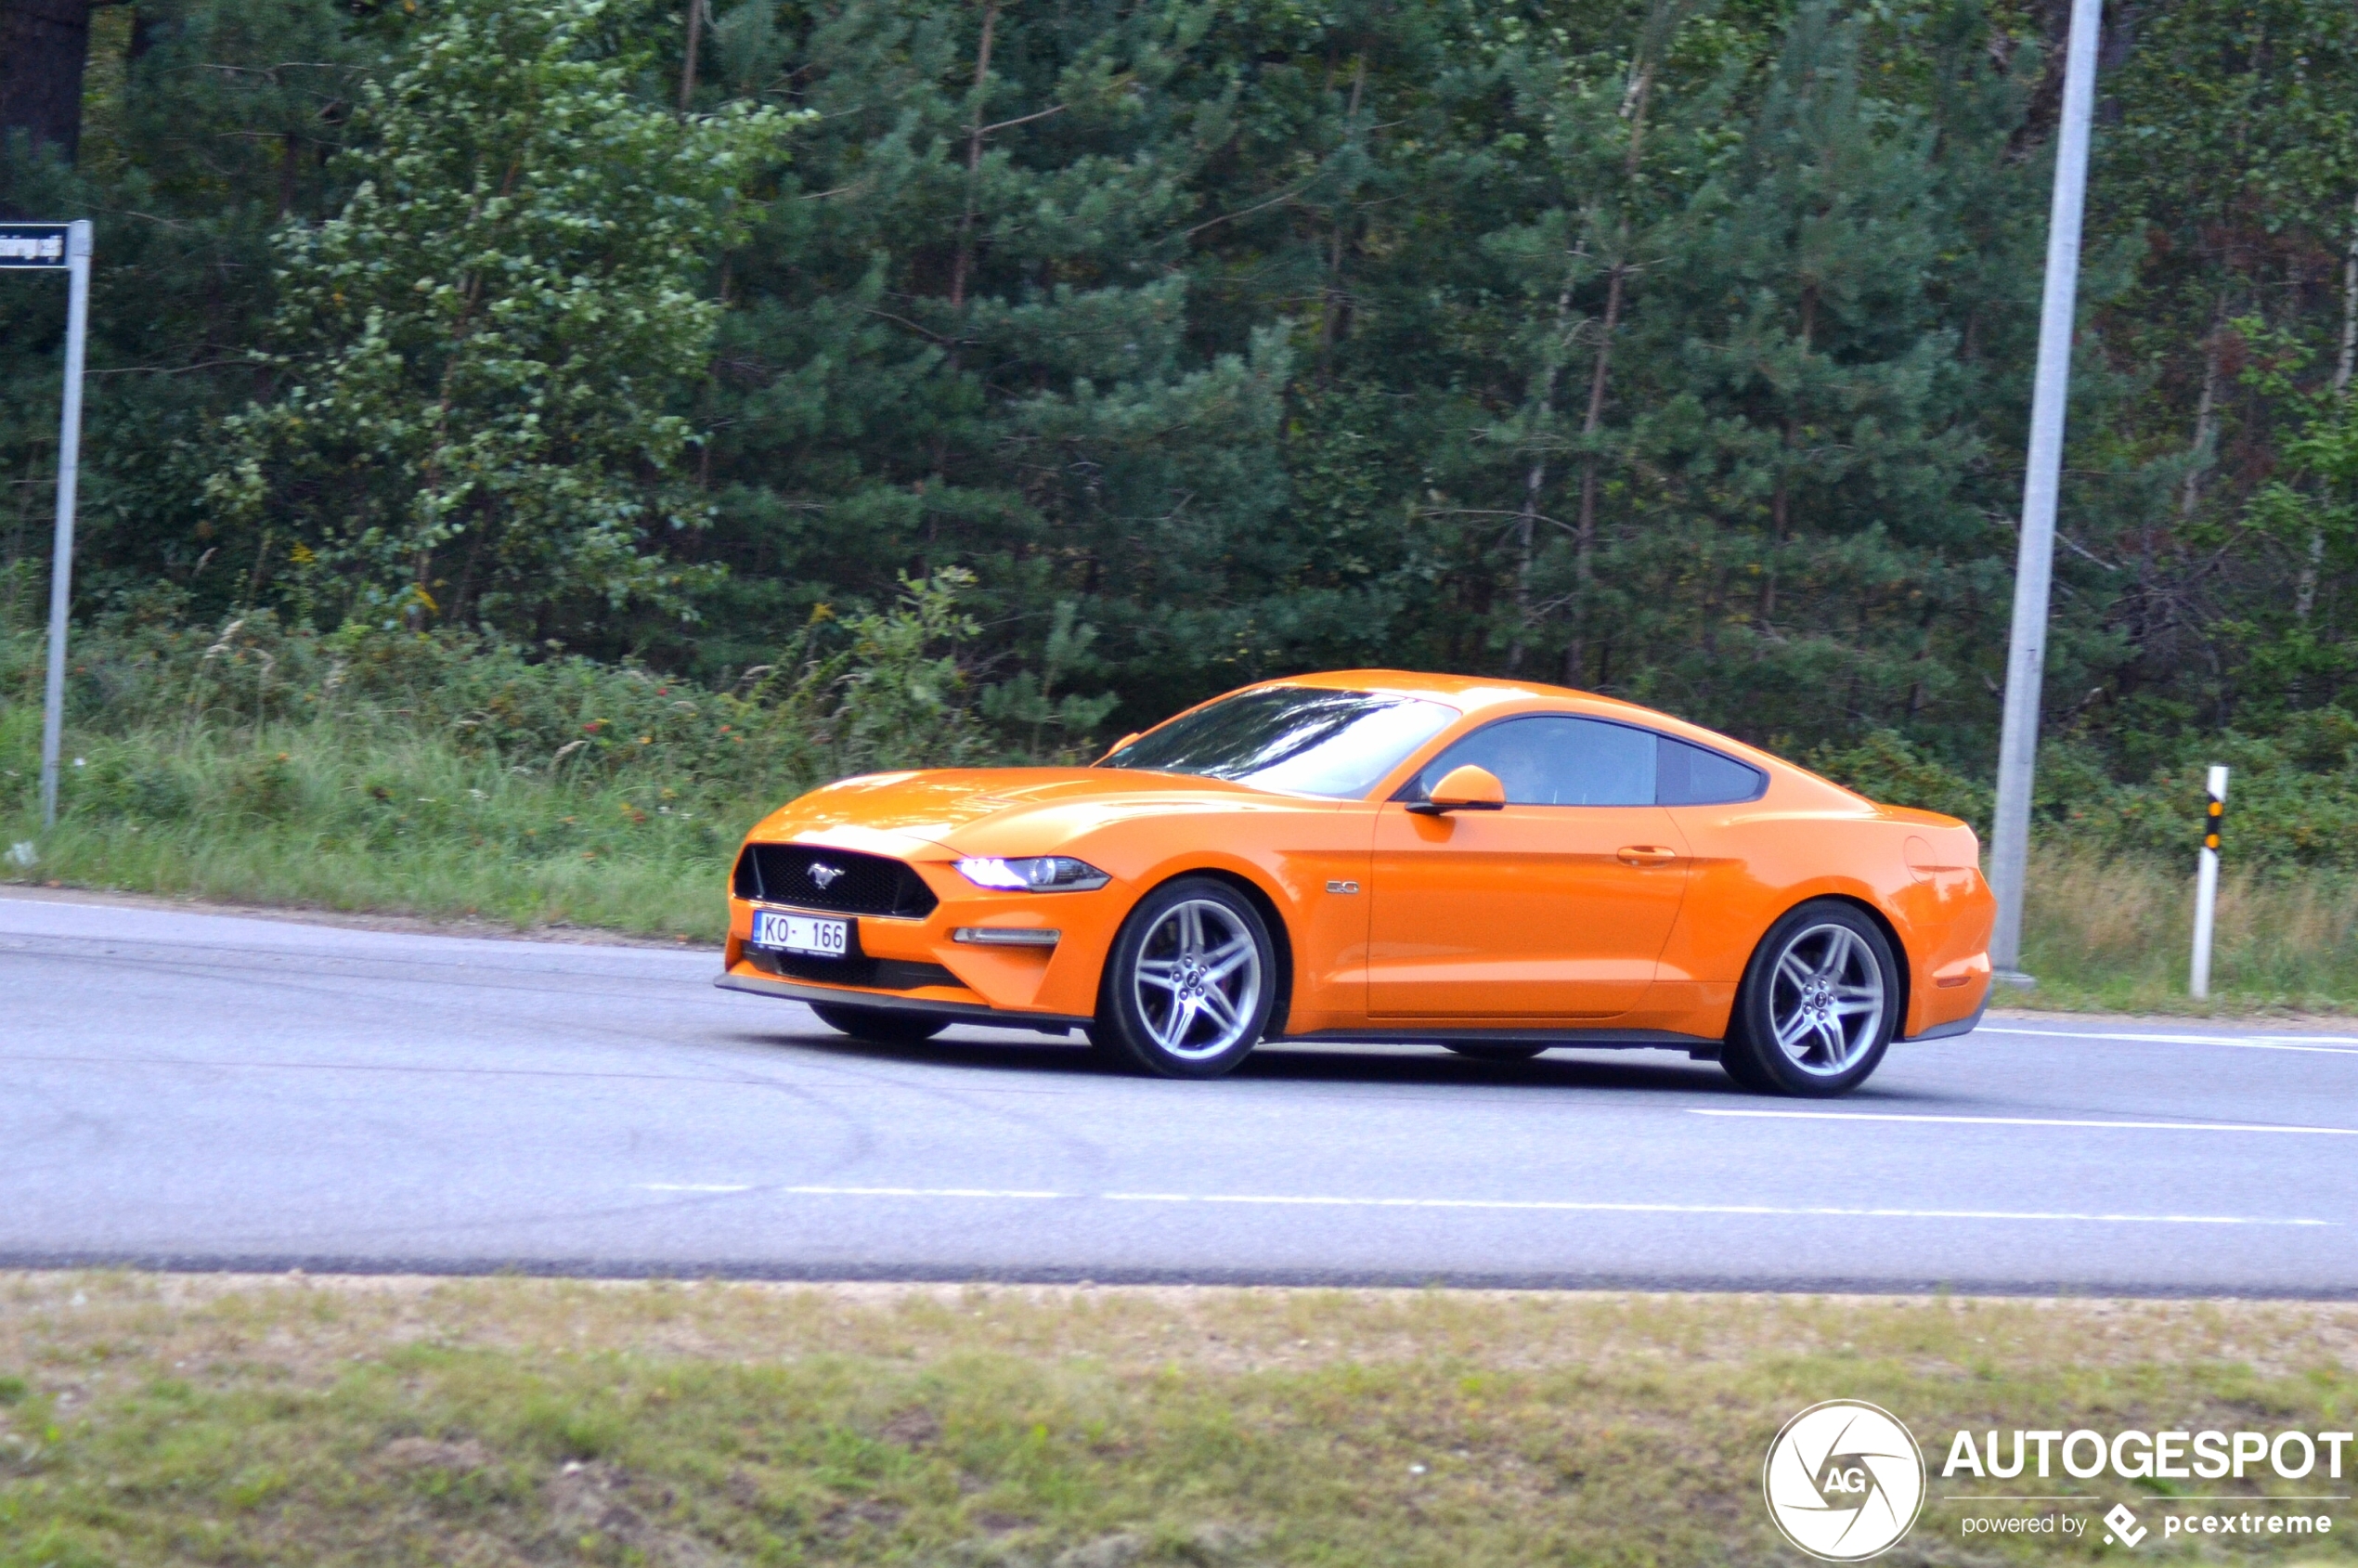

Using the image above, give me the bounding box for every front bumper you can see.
[719,845,1125,1021]
[713,969,1091,1033]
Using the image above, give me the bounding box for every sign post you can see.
[2188,764,2227,1000]
[2,221,94,830]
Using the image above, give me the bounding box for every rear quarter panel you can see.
[1652,784,1992,1041]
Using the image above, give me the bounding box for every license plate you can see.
[751,911,850,957]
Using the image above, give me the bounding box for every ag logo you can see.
[1763,1400,1925,1561]
[807,862,846,889]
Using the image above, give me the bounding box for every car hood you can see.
[755,766,1333,857]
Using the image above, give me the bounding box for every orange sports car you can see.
[717,672,1993,1095]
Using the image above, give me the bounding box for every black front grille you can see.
[733,844,939,919]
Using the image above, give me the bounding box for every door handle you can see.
[1616,846,1678,867]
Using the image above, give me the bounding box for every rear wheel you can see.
[1093,878,1276,1079]
[1721,901,1898,1097]
[810,1003,948,1045]
[1443,1042,1548,1062]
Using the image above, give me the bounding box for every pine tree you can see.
[2097,0,2358,727]
[688,0,1290,722]
[6,0,2357,786]
[1596,4,2031,746]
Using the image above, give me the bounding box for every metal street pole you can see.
[36,222,94,830]
[1987,0,2104,979]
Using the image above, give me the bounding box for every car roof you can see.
[1250,669,1823,787]
[1268,668,1690,725]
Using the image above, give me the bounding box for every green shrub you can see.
[1806,722,2358,876]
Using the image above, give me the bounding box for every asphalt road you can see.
[6,890,2356,1294]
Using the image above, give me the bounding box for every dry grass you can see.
[3,1273,2354,1565]
[2021,845,2358,1015]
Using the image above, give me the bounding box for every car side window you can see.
[1656,734,1766,805]
[1408,716,1658,806]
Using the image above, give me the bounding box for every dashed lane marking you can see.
[1691,1108,2358,1135]
[1978,1025,2358,1055]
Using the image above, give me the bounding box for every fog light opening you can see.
[952,927,1061,947]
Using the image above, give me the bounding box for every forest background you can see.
[3,0,2357,1006]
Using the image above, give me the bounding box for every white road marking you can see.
[1692,1108,2358,1135]
[1979,1025,2358,1055]
[638,1183,755,1193]
[784,1184,1069,1199]
[753,1184,2325,1225]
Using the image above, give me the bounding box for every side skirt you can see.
[1276,1025,1721,1053]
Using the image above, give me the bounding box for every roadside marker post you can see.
[3,220,95,830]
[2189,764,2227,1001]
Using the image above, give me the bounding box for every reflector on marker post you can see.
[2189,764,2226,1001]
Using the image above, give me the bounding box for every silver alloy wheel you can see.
[1130,897,1264,1061]
[1767,922,1885,1077]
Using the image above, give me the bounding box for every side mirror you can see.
[1407,763,1507,815]
[1097,732,1143,764]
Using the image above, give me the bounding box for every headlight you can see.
[955,855,1110,892]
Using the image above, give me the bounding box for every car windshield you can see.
[1100,687,1457,798]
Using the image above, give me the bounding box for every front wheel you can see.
[1093,877,1277,1079]
[1721,901,1898,1097]
[810,1003,948,1045]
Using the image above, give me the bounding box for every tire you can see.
[810,1003,949,1045]
[1716,1038,1773,1094]
[1721,900,1898,1097]
[1443,1042,1548,1062]
[1093,877,1277,1079]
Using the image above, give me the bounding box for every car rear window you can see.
[1101,687,1458,798]
[1657,734,1768,805]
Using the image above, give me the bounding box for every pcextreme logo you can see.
[1763,1401,1927,1562]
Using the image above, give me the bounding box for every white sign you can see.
[0,225,71,267]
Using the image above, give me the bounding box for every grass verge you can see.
[0,596,952,944]
[0,715,745,942]
[2,1274,2354,1565]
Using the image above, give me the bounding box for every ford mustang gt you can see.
[716,671,1994,1095]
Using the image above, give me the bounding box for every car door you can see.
[1366,715,1691,1020]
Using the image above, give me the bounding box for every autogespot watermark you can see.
[1942,1425,2356,1484]
[1765,1407,2352,1559]
[1944,1427,2349,1549]
[1763,1401,1928,1561]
